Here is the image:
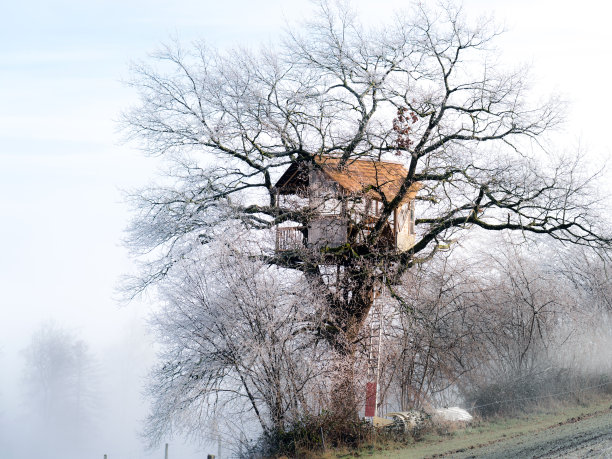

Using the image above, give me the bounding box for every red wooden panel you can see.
[365,381,377,417]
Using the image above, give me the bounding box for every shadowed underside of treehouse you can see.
[275,156,420,253]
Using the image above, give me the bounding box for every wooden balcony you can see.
[276,227,304,252]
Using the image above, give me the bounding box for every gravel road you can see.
[447,409,612,458]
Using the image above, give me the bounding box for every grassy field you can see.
[326,397,612,459]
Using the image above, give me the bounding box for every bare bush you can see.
[143,234,336,446]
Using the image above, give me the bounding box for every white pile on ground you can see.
[432,407,473,422]
[382,407,473,432]
[385,410,430,429]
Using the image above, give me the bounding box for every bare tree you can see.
[123,1,611,427]
[375,255,492,412]
[482,243,569,378]
[557,246,612,312]
[21,323,99,448]
[143,234,334,446]
[549,246,612,374]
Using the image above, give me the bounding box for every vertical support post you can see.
[275,225,279,251]
[320,426,326,451]
[164,443,168,459]
[213,420,221,459]
[393,208,398,247]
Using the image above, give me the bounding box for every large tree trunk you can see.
[330,351,359,421]
[327,274,378,420]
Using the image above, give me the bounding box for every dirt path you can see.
[447,409,612,458]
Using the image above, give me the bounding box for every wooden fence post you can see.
[165,443,169,459]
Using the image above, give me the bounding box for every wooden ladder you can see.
[365,293,384,418]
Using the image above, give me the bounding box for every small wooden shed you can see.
[275,156,420,252]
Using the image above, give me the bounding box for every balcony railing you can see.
[276,227,304,252]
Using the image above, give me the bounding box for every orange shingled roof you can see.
[314,156,420,204]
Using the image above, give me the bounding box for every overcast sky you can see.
[1,0,611,457]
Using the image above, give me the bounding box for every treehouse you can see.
[274,156,420,253]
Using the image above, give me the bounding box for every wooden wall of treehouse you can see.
[305,169,416,251]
